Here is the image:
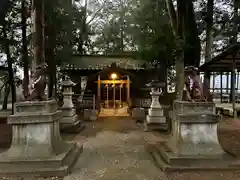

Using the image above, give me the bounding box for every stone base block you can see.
[144,122,168,132]
[61,108,76,117]
[132,108,145,121]
[89,110,98,121]
[0,110,12,119]
[0,142,82,177]
[146,115,166,124]
[147,142,240,172]
[172,114,223,156]
[148,108,163,116]
[83,109,90,120]
[145,116,167,132]
[61,114,78,124]
[60,120,84,133]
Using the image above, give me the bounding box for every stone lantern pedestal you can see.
[148,100,240,172]
[145,81,166,131]
[0,100,82,176]
[60,77,83,133]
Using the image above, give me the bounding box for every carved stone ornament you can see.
[183,66,205,102]
[27,63,48,101]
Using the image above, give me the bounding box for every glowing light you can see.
[111,73,117,80]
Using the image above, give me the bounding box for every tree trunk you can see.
[175,0,185,100]
[120,1,124,53]
[165,0,177,35]
[120,26,124,53]
[22,0,29,100]
[77,1,87,54]
[203,0,213,100]
[204,0,213,63]
[183,0,201,67]
[166,0,200,67]
[2,84,10,110]
[45,27,55,98]
[3,22,16,114]
[53,72,57,98]
[166,0,185,99]
[77,38,84,54]
[32,0,45,67]
[44,0,57,99]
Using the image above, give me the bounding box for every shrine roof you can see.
[61,54,148,71]
[199,43,240,72]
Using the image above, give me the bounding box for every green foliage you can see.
[196,0,235,55]
[0,0,21,68]
[0,0,237,73]
[87,0,176,66]
[131,0,175,66]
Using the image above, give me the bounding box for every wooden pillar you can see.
[113,84,116,109]
[230,70,235,103]
[97,75,101,110]
[220,72,223,103]
[231,54,237,118]
[127,76,130,104]
[212,72,215,93]
[120,83,122,107]
[106,84,109,108]
[227,72,229,94]
[237,72,239,91]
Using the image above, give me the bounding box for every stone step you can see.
[157,143,234,165]
[147,143,240,172]
[0,142,82,177]
[60,121,84,133]
[148,109,163,116]
[146,115,166,124]
[61,142,83,170]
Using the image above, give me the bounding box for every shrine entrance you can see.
[97,73,130,116]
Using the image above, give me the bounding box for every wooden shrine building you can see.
[60,54,159,111]
[200,43,240,102]
[199,43,240,116]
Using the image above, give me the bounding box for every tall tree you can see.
[204,0,214,63]
[165,0,185,99]
[0,0,16,112]
[32,0,45,68]
[183,0,201,67]
[21,0,30,100]
[203,0,214,100]
[44,0,57,98]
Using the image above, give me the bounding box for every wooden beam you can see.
[95,80,128,84]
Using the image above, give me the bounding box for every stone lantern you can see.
[60,76,83,132]
[61,76,75,108]
[145,80,166,131]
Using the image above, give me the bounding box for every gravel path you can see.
[64,130,166,180]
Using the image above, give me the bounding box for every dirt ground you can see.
[62,116,167,142]
[0,116,240,180]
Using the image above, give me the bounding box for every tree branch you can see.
[86,0,108,25]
